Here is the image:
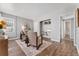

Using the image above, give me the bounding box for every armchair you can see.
[27,31,43,50]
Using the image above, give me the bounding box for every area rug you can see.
[8,40,26,56]
[16,40,52,56]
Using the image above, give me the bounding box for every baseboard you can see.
[51,39,60,42]
[8,37,19,40]
[43,37,60,43]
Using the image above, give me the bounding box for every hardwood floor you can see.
[54,39,78,56]
[8,40,26,56]
[37,39,78,56]
[37,41,59,56]
[8,38,78,56]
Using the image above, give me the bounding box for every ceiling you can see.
[0,3,78,20]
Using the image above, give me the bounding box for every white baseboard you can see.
[8,37,19,40]
[51,39,60,42]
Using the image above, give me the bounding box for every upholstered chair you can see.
[27,31,42,50]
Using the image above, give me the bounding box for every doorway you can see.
[60,16,76,44]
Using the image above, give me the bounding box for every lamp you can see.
[0,23,3,29]
[0,19,6,36]
[0,19,6,29]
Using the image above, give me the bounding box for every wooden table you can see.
[0,39,8,56]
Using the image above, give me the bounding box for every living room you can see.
[0,3,79,56]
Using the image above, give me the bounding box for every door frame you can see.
[60,15,76,45]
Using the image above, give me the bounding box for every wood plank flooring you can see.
[54,39,78,56]
[37,39,78,56]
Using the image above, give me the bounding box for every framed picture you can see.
[76,8,79,27]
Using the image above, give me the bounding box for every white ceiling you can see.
[0,3,78,20]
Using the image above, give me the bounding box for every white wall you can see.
[34,21,40,36]
[76,28,79,48]
[34,14,62,42]
[51,16,60,42]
